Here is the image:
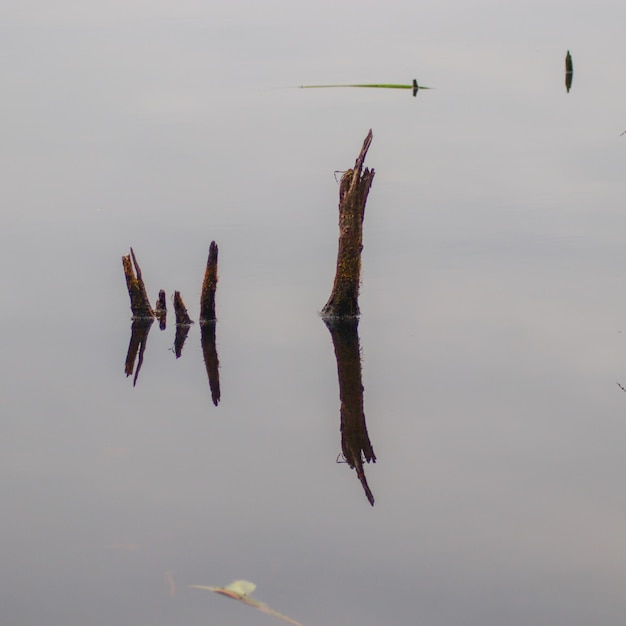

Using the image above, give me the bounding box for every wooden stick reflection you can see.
[201,321,221,406]
[124,318,153,386]
[324,317,376,505]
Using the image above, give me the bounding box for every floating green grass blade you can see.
[301,83,412,89]
[300,79,432,96]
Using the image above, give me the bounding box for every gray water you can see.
[3,3,626,625]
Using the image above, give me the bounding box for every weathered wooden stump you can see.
[321,130,375,319]
[172,290,193,357]
[122,248,154,319]
[155,290,167,330]
[173,290,193,326]
[200,241,219,322]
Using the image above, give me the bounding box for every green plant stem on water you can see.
[300,79,431,96]
[301,83,424,89]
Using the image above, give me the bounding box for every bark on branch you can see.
[321,130,375,319]
[122,248,155,319]
[200,241,219,322]
[173,291,193,325]
[173,291,193,357]
[155,289,167,330]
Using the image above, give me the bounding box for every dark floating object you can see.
[565,50,573,93]
[321,129,375,319]
[324,317,376,506]
[122,248,154,319]
[301,78,430,97]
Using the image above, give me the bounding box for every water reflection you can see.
[122,318,221,405]
[124,318,153,386]
[173,323,191,358]
[201,321,221,406]
[324,317,376,506]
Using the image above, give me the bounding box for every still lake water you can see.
[3,4,626,625]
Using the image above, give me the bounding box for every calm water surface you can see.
[3,3,626,625]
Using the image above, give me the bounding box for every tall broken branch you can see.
[122,248,155,319]
[200,241,219,322]
[321,130,375,318]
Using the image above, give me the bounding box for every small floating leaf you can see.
[189,580,305,626]
[225,580,256,596]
